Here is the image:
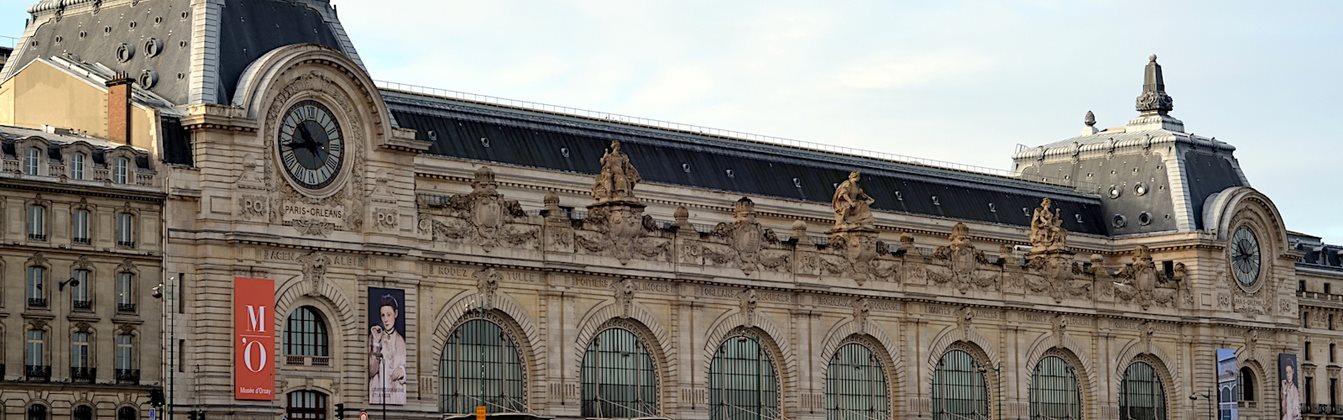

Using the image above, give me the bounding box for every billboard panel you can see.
[234,277,276,400]
[1216,348,1238,420]
[368,287,408,405]
[1281,353,1301,420]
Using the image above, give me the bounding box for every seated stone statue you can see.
[832,171,875,230]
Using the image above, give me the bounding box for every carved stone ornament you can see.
[831,171,875,230]
[853,297,871,334]
[696,198,790,275]
[929,222,997,294]
[299,252,329,297]
[263,70,367,236]
[420,166,539,252]
[740,289,759,328]
[592,140,641,203]
[1112,246,1177,310]
[820,231,898,285]
[615,279,636,318]
[474,268,501,310]
[958,306,974,338]
[576,204,670,265]
[1052,315,1068,347]
[1025,252,1092,303]
[1029,198,1069,255]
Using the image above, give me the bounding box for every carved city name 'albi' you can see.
[414,140,1198,309]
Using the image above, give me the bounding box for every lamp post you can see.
[153,278,176,420]
[1190,389,1213,420]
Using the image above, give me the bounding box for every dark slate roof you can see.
[382,89,1110,235]
[1293,233,1343,273]
[3,0,359,105]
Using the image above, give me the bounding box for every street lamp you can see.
[1190,389,1214,420]
[153,278,176,420]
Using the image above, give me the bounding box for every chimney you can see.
[106,72,134,145]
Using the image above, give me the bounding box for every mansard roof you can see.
[3,0,361,105]
[381,88,1111,236]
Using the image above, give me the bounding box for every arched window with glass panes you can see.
[285,306,331,364]
[439,316,527,415]
[287,390,328,420]
[932,346,990,420]
[825,340,890,420]
[1238,366,1256,401]
[116,407,137,420]
[709,329,780,420]
[26,403,47,420]
[1119,359,1168,420]
[73,405,93,420]
[1029,352,1083,419]
[581,325,659,418]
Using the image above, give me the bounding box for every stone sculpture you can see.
[1029,198,1068,254]
[592,140,641,203]
[832,171,875,230]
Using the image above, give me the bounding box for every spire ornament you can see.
[1084,111,1096,127]
[1135,54,1175,114]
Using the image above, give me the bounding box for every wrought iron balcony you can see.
[72,299,93,310]
[117,303,137,313]
[115,368,140,385]
[25,365,51,382]
[70,366,95,383]
[27,297,48,308]
[117,240,136,248]
[72,237,91,245]
[28,233,46,241]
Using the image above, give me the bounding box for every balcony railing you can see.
[72,237,91,245]
[72,299,93,310]
[27,297,48,308]
[25,365,51,382]
[115,368,140,384]
[285,355,332,367]
[70,366,95,383]
[117,240,136,248]
[1298,291,1343,303]
[27,233,46,241]
[117,303,137,313]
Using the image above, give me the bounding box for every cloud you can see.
[831,49,995,90]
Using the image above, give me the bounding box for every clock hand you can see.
[298,124,319,152]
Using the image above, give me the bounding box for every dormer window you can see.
[113,157,129,184]
[70,152,85,180]
[24,148,41,175]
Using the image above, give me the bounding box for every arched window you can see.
[439,318,526,414]
[26,403,47,420]
[285,306,331,358]
[1029,355,1081,419]
[1119,361,1167,420]
[287,390,328,420]
[73,405,94,420]
[825,342,889,420]
[709,332,779,420]
[1239,367,1256,401]
[116,407,137,420]
[932,349,988,420]
[581,327,658,418]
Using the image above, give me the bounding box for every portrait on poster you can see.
[368,287,407,405]
[1280,353,1301,420]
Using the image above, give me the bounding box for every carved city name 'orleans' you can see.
[282,202,346,220]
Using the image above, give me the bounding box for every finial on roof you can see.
[1135,54,1174,115]
[1084,111,1096,127]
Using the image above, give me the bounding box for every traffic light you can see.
[334,403,345,419]
[148,388,165,407]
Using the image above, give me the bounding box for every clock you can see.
[1230,226,1262,287]
[277,100,344,190]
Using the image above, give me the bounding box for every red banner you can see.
[234,277,275,400]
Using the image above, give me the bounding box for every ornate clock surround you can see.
[1228,223,1264,293]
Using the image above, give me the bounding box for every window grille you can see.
[286,306,331,357]
[287,390,328,420]
[932,349,989,420]
[439,318,527,414]
[709,333,780,420]
[1119,361,1167,420]
[581,327,659,418]
[1029,355,1082,419]
[825,342,889,420]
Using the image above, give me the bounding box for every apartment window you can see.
[1307,342,1313,361]
[116,212,135,247]
[27,204,46,241]
[113,157,129,184]
[25,329,46,368]
[26,266,47,308]
[71,332,91,368]
[70,152,85,180]
[72,268,91,309]
[71,208,90,244]
[24,148,41,175]
[115,333,137,384]
[116,272,136,313]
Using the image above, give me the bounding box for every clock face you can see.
[278,100,344,190]
[1230,226,1262,287]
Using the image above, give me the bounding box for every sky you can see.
[0,0,1339,239]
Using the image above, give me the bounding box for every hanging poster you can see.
[234,277,276,400]
[1216,348,1238,420]
[1281,353,1301,420]
[368,287,407,405]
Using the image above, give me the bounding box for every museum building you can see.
[0,1,1341,420]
